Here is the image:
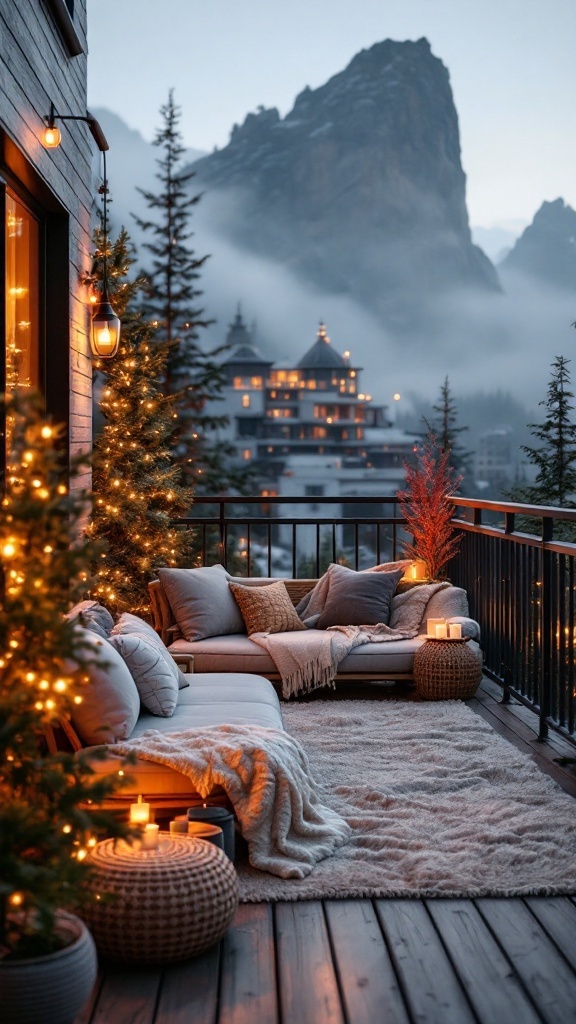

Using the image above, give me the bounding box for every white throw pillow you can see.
[68,628,140,746]
[108,633,179,717]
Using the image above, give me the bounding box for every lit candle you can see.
[129,794,150,825]
[427,618,445,638]
[169,819,189,834]
[449,623,462,639]
[142,823,159,850]
[411,563,417,580]
[435,623,448,639]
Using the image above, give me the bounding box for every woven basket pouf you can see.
[413,639,483,701]
[82,835,238,964]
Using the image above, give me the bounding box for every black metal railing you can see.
[175,495,576,747]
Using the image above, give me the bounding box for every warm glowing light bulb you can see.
[41,425,53,438]
[8,892,24,907]
[43,125,61,148]
[2,540,17,558]
[394,393,401,401]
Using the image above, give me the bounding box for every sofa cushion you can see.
[158,564,246,641]
[111,611,188,689]
[316,563,404,628]
[229,580,306,636]
[169,634,278,674]
[66,600,114,639]
[108,632,179,717]
[68,627,140,745]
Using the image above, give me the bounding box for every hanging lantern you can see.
[91,293,121,358]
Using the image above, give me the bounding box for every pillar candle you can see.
[187,806,235,861]
[435,623,448,639]
[449,623,462,639]
[129,794,150,825]
[427,618,445,638]
[169,819,189,834]
[142,823,159,850]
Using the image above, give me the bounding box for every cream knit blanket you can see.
[109,724,351,879]
[251,577,451,698]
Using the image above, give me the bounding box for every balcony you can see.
[78,495,576,1023]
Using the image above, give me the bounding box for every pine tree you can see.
[85,226,196,615]
[133,91,247,494]
[429,376,474,489]
[0,390,128,958]
[509,355,576,540]
[397,435,462,580]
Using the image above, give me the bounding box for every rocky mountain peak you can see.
[499,199,576,289]
[191,38,500,327]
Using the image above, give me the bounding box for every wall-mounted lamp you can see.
[42,103,121,358]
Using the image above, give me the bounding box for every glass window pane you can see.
[6,191,40,391]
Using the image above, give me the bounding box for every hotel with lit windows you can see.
[210,311,420,508]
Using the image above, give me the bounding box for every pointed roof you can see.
[296,322,347,370]
[223,308,272,366]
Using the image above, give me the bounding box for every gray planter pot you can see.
[0,911,97,1024]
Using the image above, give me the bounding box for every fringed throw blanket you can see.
[109,724,351,879]
[252,578,451,699]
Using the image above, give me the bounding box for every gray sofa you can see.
[149,571,480,684]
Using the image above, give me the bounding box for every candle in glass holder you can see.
[129,794,150,825]
[142,823,159,850]
[435,623,448,639]
[449,623,462,639]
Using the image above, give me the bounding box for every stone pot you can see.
[0,911,97,1024]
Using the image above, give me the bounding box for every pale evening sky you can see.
[87,0,576,233]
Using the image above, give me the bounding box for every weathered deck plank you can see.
[426,899,542,1024]
[154,942,220,1024]
[375,899,476,1024]
[90,965,161,1024]
[525,897,576,970]
[325,899,410,1024]
[218,903,278,1024]
[476,897,576,1024]
[275,901,345,1024]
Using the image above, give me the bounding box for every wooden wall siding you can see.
[0,0,94,483]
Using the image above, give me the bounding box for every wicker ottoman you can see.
[82,834,238,964]
[413,638,483,701]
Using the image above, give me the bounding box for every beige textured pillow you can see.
[229,581,307,635]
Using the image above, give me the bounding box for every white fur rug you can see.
[237,699,576,900]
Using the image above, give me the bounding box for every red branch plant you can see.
[397,437,462,580]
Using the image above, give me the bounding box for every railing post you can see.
[539,518,553,741]
[500,665,512,704]
[218,500,226,569]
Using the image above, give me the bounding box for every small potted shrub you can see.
[0,391,129,1024]
[397,434,462,581]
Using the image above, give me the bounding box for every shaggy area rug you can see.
[236,699,576,901]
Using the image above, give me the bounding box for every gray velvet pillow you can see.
[111,612,189,689]
[316,564,404,628]
[158,564,246,641]
[108,633,179,717]
[66,600,115,639]
[67,628,140,745]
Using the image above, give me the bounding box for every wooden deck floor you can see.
[78,680,576,1024]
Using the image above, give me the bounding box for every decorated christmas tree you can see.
[397,435,462,580]
[0,390,128,958]
[86,226,196,614]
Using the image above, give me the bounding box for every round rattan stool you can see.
[82,835,238,964]
[413,638,483,701]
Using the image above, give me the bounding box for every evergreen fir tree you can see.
[428,376,474,490]
[85,226,195,615]
[509,355,576,540]
[0,390,128,958]
[133,91,248,494]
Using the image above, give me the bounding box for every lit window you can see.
[6,191,39,392]
[250,376,262,387]
[243,449,251,460]
[242,394,251,408]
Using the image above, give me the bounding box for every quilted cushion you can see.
[108,633,179,717]
[229,580,307,636]
[66,600,114,639]
[111,612,188,689]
